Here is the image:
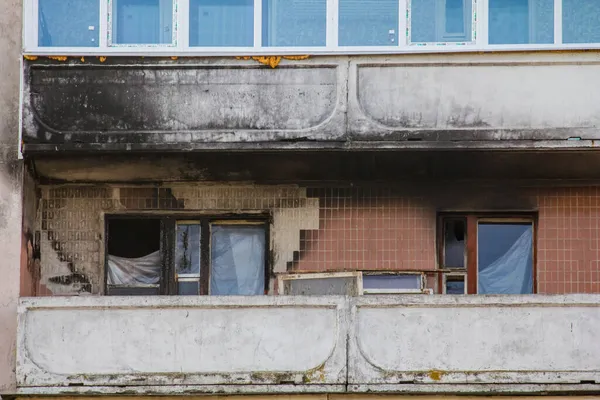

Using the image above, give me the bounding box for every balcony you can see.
[17,295,600,395]
[21,52,600,154]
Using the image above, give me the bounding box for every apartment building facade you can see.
[2,0,600,399]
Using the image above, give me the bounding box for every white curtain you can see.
[210,226,265,295]
[478,228,533,294]
[107,251,161,285]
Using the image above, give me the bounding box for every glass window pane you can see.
[176,224,201,275]
[445,276,465,294]
[478,223,533,294]
[443,219,465,268]
[489,0,553,44]
[410,0,472,43]
[563,0,600,44]
[190,0,254,47]
[339,0,398,46]
[210,225,266,295]
[112,0,173,45]
[38,0,99,47]
[262,0,326,47]
[363,274,421,290]
[178,280,200,295]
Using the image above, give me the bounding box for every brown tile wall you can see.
[24,184,600,296]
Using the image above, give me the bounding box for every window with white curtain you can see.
[105,216,268,296]
[24,0,600,53]
[438,214,535,295]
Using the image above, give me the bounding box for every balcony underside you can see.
[16,295,600,395]
[30,150,600,184]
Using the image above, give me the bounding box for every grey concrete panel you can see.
[17,296,348,389]
[349,295,600,387]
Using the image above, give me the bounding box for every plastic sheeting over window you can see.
[478,224,533,294]
[210,225,265,295]
[107,251,161,286]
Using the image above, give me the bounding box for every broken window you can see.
[438,214,535,294]
[106,216,268,295]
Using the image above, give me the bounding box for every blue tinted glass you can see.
[178,281,200,295]
[489,0,553,44]
[410,0,472,43]
[339,0,398,46]
[190,0,253,47]
[113,0,173,44]
[563,0,600,43]
[262,0,326,47]
[445,279,465,294]
[39,0,99,47]
[478,223,533,295]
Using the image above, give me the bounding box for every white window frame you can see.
[22,0,600,56]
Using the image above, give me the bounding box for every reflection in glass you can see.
[478,223,533,294]
[112,0,173,44]
[445,276,465,294]
[563,0,600,44]
[363,274,421,290]
[262,0,326,47]
[178,280,200,295]
[338,0,399,46]
[489,0,553,44]
[410,0,472,43]
[210,225,265,295]
[190,0,253,47]
[39,0,99,47]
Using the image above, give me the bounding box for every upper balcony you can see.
[17,294,600,396]
[20,0,600,155]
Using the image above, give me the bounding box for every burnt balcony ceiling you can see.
[21,54,600,153]
[31,150,600,184]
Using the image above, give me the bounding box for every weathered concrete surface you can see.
[17,296,347,389]
[21,52,600,151]
[350,295,600,389]
[17,295,600,394]
[0,0,23,394]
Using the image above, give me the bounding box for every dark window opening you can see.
[107,218,160,258]
[106,218,162,296]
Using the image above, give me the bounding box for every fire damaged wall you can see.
[21,52,600,152]
[31,181,600,296]
[36,184,319,295]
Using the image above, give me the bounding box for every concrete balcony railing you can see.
[17,295,600,395]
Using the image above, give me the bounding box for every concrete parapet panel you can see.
[17,296,348,389]
[349,295,600,388]
[348,60,600,140]
[23,59,345,144]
